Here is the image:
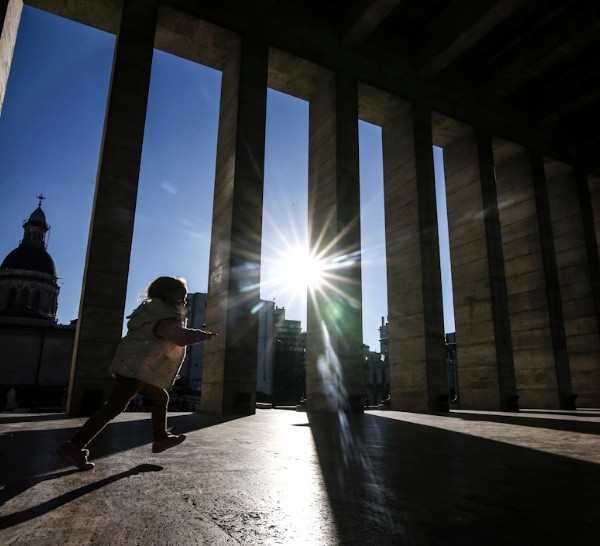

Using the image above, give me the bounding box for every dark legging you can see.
[70,375,169,449]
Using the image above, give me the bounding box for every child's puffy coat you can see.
[109,299,187,389]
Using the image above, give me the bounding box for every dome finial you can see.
[36,193,46,208]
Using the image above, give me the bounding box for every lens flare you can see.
[276,247,325,292]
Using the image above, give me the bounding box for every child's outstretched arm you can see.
[154,317,215,347]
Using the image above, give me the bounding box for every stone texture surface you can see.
[0,0,23,115]
[1,408,599,545]
[493,139,561,409]
[306,72,364,412]
[545,159,600,407]
[68,0,159,416]
[382,101,446,413]
[438,118,511,410]
[201,38,268,416]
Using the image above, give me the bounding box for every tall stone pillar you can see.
[589,174,600,259]
[382,103,446,412]
[493,140,568,408]
[305,72,364,413]
[435,117,517,410]
[529,152,573,407]
[0,0,23,114]
[200,38,268,415]
[589,173,600,330]
[544,159,600,407]
[577,172,600,335]
[67,0,159,416]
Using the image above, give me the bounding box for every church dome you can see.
[0,196,56,277]
[0,196,60,321]
[27,205,47,226]
[1,245,57,276]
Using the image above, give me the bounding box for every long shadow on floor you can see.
[0,412,240,506]
[0,464,163,530]
[0,413,69,425]
[446,410,600,435]
[307,411,600,546]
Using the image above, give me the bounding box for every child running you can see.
[58,276,215,470]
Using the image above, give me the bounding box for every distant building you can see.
[446,332,458,403]
[379,316,389,358]
[272,306,306,406]
[363,317,390,406]
[0,197,75,410]
[0,195,59,318]
[176,291,209,402]
[256,299,275,400]
[363,346,385,406]
[182,293,278,405]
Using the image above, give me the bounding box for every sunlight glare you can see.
[277,247,325,292]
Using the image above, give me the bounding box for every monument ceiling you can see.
[26,0,600,173]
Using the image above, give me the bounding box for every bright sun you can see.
[277,247,325,292]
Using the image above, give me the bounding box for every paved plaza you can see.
[1,408,599,545]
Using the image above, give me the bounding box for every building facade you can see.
[183,293,278,406]
[272,306,306,406]
[445,332,458,404]
[0,196,59,319]
[363,317,390,406]
[256,299,275,401]
[0,198,75,410]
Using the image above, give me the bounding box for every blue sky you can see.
[0,6,454,349]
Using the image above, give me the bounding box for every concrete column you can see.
[577,172,600,335]
[382,103,446,412]
[0,0,23,115]
[589,174,600,260]
[493,140,567,408]
[67,0,159,416]
[306,72,364,413]
[544,159,600,407]
[200,37,268,415]
[589,173,600,331]
[531,153,573,407]
[478,130,517,408]
[435,117,517,410]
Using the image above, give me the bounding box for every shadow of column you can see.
[307,411,600,545]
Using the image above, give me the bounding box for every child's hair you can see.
[145,276,187,306]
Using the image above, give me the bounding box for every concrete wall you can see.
[0,322,74,387]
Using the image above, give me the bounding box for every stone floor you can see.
[1,407,599,545]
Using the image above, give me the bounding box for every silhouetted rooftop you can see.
[0,245,57,276]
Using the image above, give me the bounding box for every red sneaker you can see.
[152,434,186,453]
[57,442,95,470]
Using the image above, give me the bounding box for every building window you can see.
[8,287,16,306]
[20,288,30,306]
[33,290,41,309]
